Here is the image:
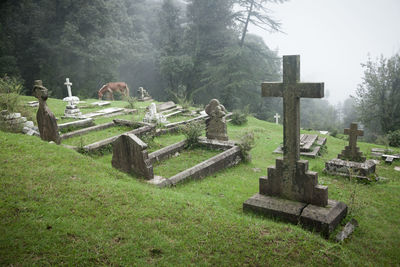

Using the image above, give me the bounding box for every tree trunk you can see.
[240,0,255,47]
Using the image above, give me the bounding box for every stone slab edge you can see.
[148,140,187,164]
[152,146,241,188]
[60,122,115,140]
[58,118,94,130]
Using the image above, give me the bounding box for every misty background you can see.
[1,0,399,144]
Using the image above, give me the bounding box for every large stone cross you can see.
[262,55,324,176]
[261,55,327,206]
[274,113,280,124]
[338,122,365,162]
[64,78,73,98]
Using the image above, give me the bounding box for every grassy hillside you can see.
[0,98,399,266]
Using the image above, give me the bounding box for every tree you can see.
[234,0,289,47]
[355,54,400,136]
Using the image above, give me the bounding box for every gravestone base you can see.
[63,104,82,118]
[138,97,152,102]
[324,158,376,180]
[243,194,347,238]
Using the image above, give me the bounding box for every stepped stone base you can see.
[324,158,376,180]
[243,194,347,238]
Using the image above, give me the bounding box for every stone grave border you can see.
[142,137,242,188]
[61,119,155,153]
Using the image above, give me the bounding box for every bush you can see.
[230,106,249,125]
[180,121,203,148]
[238,131,255,162]
[387,130,400,147]
[0,75,23,113]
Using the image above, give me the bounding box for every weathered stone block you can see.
[325,158,376,180]
[300,199,348,238]
[112,133,153,179]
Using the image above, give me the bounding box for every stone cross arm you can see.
[344,124,363,136]
[262,82,324,98]
[64,78,72,86]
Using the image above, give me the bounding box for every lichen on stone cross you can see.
[261,55,327,206]
[338,123,365,162]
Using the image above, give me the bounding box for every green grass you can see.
[1,98,400,266]
[145,133,186,153]
[154,147,220,178]
[61,125,133,146]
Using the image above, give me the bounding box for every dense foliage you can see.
[0,0,352,133]
[355,54,400,141]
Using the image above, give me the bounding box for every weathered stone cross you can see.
[262,55,324,175]
[274,113,280,124]
[345,123,363,151]
[261,55,327,205]
[338,122,365,162]
[64,78,73,98]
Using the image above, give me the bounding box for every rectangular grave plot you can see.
[145,133,187,153]
[147,139,242,187]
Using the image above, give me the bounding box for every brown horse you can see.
[98,82,130,100]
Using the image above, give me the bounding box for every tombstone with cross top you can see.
[243,55,347,237]
[62,78,80,104]
[338,123,365,162]
[325,122,376,180]
[274,113,280,124]
[62,78,82,118]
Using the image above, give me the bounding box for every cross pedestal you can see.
[243,55,347,237]
[274,113,280,124]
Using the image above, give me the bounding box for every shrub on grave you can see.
[238,131,255,162]
[230,107,249,126]
[180,121,203,148]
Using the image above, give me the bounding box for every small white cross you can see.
[64,78,73,98]
[274,113,280,124]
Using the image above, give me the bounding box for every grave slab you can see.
[324,158,376,180]
[91,101,111,107]
[274,134,326,158]
[58,118,95,131]
[156,101,176,112]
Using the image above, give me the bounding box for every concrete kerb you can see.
[147,138,242,188]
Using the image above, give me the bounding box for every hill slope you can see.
[0,101,400,266]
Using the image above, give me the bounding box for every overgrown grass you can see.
[1,99,400,266]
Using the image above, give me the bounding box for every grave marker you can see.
[244,55,347,237]
[274,113,280,124]
[338,123,365,162]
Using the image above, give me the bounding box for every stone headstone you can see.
[143,103,167,124]
[111,133,154,179]
[338,123,365,162]
[205,99,228,141]
[62,78,80,104]
[137,87,152,101]
[274,113,280,124]
[243,55,347,237]
[33,80,60,144]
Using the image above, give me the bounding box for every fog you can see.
[249,0,400,104]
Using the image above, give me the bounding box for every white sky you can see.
[249,0,400,105]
